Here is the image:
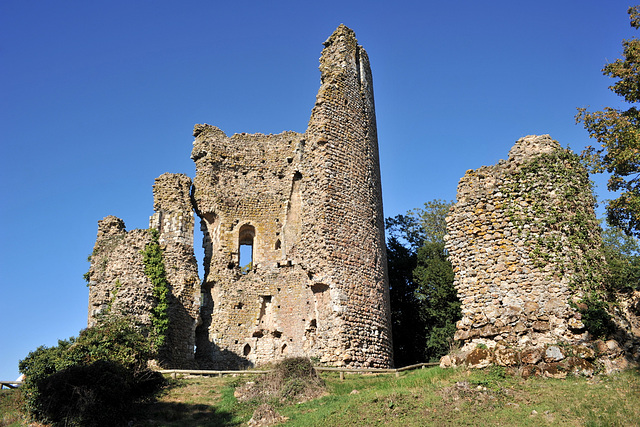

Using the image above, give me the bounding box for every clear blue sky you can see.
[0,0,633,379]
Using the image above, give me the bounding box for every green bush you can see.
[575,294,616,339]
[19,339,78,421]
[18,316,164,426]
[35,360,132,426]
[69,315,153,372]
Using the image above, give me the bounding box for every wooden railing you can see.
[0,381,23,390]
[158,362,439,380]
[158,369,272,379]
[1,363,440,388]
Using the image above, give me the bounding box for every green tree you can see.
[386,199,451,250]
[577,6,640,236]
[602,222,640,291]
[386,234,425,366]
[413,242,460,361]
[386,200,460,364]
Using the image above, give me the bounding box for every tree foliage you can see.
[386,199,451,250]
[386,200,460,365]
[578,6,640,236]
[413,242,460,361]
[386,235,425,367]
[602,222,640,291]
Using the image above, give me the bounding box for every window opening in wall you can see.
[239,245,252,272]
[243,344,251,356]
[275,239,281,250]
[238,224,255,274]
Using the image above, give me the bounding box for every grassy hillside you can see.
[2,366,639,426]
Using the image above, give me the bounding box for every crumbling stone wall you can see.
[149,173,200,365]
[191,25,392,368]
[87,216,155,327]
[445,135,605,353]
[87,173,199,367]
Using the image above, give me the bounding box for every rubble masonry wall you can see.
[445,135,605,352]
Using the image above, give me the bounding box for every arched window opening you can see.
[238,224,255,273]
[243,344,251,356]
[275,239,281,250]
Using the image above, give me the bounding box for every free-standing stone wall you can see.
[445,135,605,352]
[87,216,155,328]
[87,173,199,367]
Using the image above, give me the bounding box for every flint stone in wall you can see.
[544,345,565,362]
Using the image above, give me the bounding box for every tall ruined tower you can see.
[191,25,392,368]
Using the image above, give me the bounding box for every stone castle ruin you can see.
[87,25,393,369]
[87,174,200,365]
[87,26,637,373]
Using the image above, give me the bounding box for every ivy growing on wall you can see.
[142,229,170,348]
[106,279,123,314]
[503,148,606,293]
[83,233,125,285]
[502,148,613,337]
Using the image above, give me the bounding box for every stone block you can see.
[544,345,565,362]
[465,347,493,369]
[494,345,519,366]
[521,348,543,365]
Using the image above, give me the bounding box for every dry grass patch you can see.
[234,358,325,426]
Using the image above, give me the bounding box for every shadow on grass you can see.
[133,400,240,427]
[131,377,245,427]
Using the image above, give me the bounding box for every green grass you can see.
[2,367,639,426]
[0,388,25,427]
[274,367,640,426]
